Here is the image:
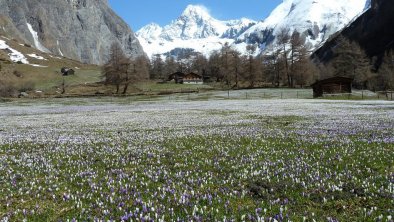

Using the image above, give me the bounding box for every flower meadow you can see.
[0,98,393,221]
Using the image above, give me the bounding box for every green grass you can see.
[14,65,101,91]
[2,135,391,221]
[136,82,213,92]
[0,109,392,221]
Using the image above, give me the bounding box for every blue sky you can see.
[108,1,281,31]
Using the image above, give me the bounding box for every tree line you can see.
[103,31,393,94]
[316,35,394,91]
[149,28,317,89]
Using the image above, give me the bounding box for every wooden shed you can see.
[61,67,75,76]
[311,77,353,98]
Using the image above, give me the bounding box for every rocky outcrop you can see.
[0,0,145,64]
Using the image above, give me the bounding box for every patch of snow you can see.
[75,67,80,70]
[26,23,50,53]
[57,40,64,56]
[49,54,62,59]
[0,40,29,64]
[29,64,48,68]
[27,53,47,60]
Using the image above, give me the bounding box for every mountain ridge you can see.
[137,1,369,58]
[136,5,256,58]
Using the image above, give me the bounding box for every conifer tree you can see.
[331,35,371,88]
[377,50,394,90]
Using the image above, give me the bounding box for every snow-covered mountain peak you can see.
[261,0,366,29]
[226,18,256,26]
[136,23,163,41]
[137,4,257,58]
[181,5,212,20]
[238,0,367,50]
[137,1,367,59]
[159,4,226,41]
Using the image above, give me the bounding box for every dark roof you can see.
[170,71,185,76]
[184,72,202,78]
[168,72,186,81]
[311,77,353,87]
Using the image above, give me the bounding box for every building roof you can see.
[184,72,202,78]
[311,77,353,87]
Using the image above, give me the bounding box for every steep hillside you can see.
[0,35,102,97]
[0,0,145,64]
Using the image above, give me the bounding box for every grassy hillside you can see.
[0,36,215,98]
[0,36,102,97]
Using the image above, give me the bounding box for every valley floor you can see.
[0,98,393,221]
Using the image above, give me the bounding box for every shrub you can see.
[13,70,23,78]
[18,81,35,92]
[0,81,18,97]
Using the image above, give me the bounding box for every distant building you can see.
[183,72,203,84]
[311,77,353,98]
[168,72,185,84]
[61,67,75,76]
[168,72,203,84]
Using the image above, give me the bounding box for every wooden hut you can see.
[168,72,185,84]
[183,72,203,84]
[311,77,353,98]
[61,67,75,76]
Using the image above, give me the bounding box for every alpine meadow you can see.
[0,0,393,221]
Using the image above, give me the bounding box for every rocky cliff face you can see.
[0,0,145,64]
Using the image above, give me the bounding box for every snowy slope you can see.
[0,39,29,64]
[137,5,256,58]
[26,23,50,53]
[137,1,368,58]
[0,37,50,67]
[236,0,368,53]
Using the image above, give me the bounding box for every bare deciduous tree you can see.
[377,50,394,90]
[277,27,291,86]
[150,54,164,80]
[245,45,263,88]
[102,42,130,94]
[122,56,150,94]
[103,42,148,94]
[331,35,372,89]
